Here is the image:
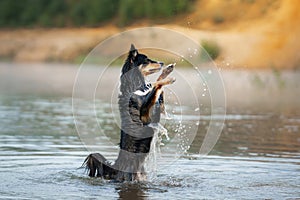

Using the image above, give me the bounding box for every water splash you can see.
[145,123,169,180]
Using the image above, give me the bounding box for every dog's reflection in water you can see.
[116,184,147,200]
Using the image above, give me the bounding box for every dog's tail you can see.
[82,153,116,178]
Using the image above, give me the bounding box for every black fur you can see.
[83,44,174,181]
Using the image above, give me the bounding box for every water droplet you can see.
[196,122,199,126]
[194,107,199,111]
[204,88,207,91]
[202,94,205,97]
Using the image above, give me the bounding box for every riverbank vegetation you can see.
[0,0,194,28]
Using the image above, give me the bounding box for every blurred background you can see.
[0,0,299,69]
[0,1,299,199]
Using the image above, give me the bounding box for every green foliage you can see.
[0,0,194,28]
[0,0,24,27]
[118,0,192,26]
[70,0,119,26]
[213,14,225,24]
[201,39,221,60]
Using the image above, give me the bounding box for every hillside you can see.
[0,0,299,69]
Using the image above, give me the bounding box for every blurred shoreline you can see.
[0,22,299,69]
[0,0,299,69]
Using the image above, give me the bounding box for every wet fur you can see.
[83,44,175,181]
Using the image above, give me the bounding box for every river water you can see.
[0,63,299,199]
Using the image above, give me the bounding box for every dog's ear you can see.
[129,44,138,60]
[130,44,136,52]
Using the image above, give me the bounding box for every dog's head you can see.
[122,44,163,76]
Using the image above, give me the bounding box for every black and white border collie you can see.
[84,44,175,181]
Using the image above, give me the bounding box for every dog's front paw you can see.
[168,77,176,84]
[163,63,176,74]
[158,77,176,86]
[157,63,176,81]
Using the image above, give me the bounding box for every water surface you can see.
[0,63,299,199]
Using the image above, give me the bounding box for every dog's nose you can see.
[159,62,164,66]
